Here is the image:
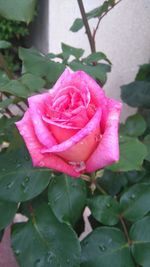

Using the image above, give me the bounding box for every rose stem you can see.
[77,0,96,53]
[119,215,132,245]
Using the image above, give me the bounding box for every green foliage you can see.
[12,203,81,267]
[70,0,116,32]
[48,174,87,226]
[1,1,150,267]
[0,0,36,23]
[81,227,134,267]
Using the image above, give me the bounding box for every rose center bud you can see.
[41,85,101,163]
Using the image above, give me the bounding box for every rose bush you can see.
[16,68,122,177]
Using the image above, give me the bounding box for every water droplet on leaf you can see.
[130,194,136,199]
[6,181,14,189]
[66,259,70,264]
[99,244,107,252]
[14,249,20,255]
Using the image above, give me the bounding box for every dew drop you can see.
[108,238,112,244]
[24,155,30,161]
[47,251,53,263]
[6,181,14,189]
[14,249,21,255]
[39,161,44,167]
[99,244,107,252]
[66,259,70,264]
[130,194,136,200]
[106,203,111,208]
[95,134,102,142]
[69,161,86,172]
[20,130,25,136]
[16,163,22,169]
[21,176,30,192]
[34,259,41,267]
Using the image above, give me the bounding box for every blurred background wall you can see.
[33,0,150,120]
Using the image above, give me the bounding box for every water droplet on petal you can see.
[95,134,102,142]
[39,161,44,167]
[69,161,86,172]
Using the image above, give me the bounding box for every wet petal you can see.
[86,99,122,172]
[16,111,80,177]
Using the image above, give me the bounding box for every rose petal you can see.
[85,99,122,172]
[15,111,80,177]
[42,108,102,162]
[51,68,106,107]
[28,93,57,148]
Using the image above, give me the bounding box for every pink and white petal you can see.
[85,99,122,172]
[15,111,80,177]
[28,93,57,148]
[50,68,106,107]
[42,108,101,154]
[69,71,106,107]
[51,68,74,93]
[55,127,100,162]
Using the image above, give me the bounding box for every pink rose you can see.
[16,68,122,177]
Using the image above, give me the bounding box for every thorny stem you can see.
[119,215,132,245]
[77,0,96,53]
[93,0,123,41]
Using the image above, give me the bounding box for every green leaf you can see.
[0,200,17,230]
[69,60,111,85]
[70,1,114,32]
[0,0,36,23]
[61,43,84,60]
[88,196,120,226]
[97,170,127,196]
[130,216,150,267]
[135,64,150,82]
[0,40,11,49]
[19,47,65,85]
[120,114,147,137]
[48,174,87,225]
[83,52,111,65]
[120,183,150,221]
[121,81,150,108]
[0,98,14,110]
[12,203,81,267]
[0,70,9,87]
[81,227,134,267]
[70,18,83,32]
[0,74,45,98]
[109,136,147,171]
[143,134,150,162]
[19,73,45,93]
[0,140,51,202]
[0,80,29,98]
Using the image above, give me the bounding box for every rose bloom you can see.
[16,68,122,177]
